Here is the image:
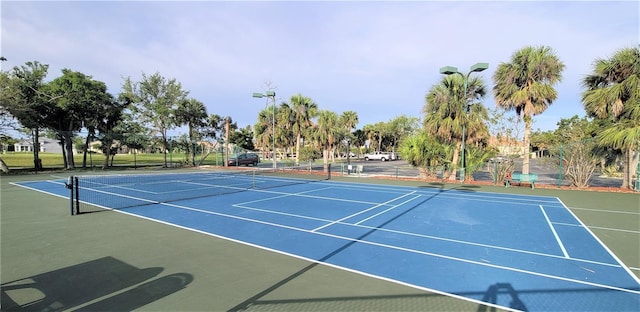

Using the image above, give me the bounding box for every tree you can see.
[123,72,188,167]
[399,131,449,179]
[551,116,600,187]
[339,110,359,157]
[111,112,149,167]
[290,94,318,165]
[424,74,487,180]
[229,125,255,151]
[582,46,640,189]
[0,61,52,170]
[175,98,207,166]
[94,94,128,169]
[47,69,114,169]
[315,110,340,172]
[387,115,419,152]
[493,45,565,175]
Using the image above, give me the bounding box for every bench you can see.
[506,173,538,189]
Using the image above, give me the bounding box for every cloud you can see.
[1,1,637,130]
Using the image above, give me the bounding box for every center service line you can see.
[540,204,570,258]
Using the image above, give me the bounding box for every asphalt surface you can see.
[331,157,624,188]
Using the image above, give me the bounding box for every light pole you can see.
[252,91,277,169]
[439,62,488,183]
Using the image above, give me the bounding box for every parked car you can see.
[228,153,260,166]
[364,151,395,161]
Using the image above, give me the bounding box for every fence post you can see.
[557,146,563,188]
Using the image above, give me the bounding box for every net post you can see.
[67,176,74,215]
[74,176,79,215]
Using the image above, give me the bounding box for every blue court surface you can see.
[15,173,640,311]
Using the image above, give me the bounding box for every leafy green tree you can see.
[552,116,600,187]
[47,69,114,169]
[175,98,207,166]
[493,45,565,175]
[388,115,419,153]
[0,61,52,170]
[352,129,367,156]
[95,94,128,169]
[229,125,255,151]
[424,74,487,180]
[582,46,640,189]
[111,113,149,166]
[122,72,188,167]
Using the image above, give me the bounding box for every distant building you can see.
[488,136,527,157]
[11,138,72,154]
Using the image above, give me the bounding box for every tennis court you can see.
[9,169,640,311]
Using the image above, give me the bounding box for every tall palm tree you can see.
[493,45,565,174]
[315,110,339,172]
[255,107,275,159]
[175,98,207,166]
[339,110,358,156]
[290,94,318,165]
[424,74,487,180]
[582,46,640,189]
[276,102,294,159]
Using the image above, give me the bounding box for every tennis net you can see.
[69,168,329,215]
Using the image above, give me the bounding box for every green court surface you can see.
[1,171,638,311]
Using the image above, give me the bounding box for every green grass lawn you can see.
[0,152,226,168]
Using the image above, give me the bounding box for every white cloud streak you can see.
[1,1,638,130]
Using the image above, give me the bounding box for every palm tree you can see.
[290,94,318,165]
[399,131,449,179]
[255,107,274,159]
[582,46,640,189]
[175,98,207,166]
[424,74,487,180]
[339,110,358,156]
[493,45,565,174]
[315,110,339,172]
[275,102,294,160]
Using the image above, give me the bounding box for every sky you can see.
[1,1,638,135]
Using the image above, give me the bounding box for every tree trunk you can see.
[621,147,635,189]
[0,157,9,173]
[102,146,111,169]
[32,129,42,171]
[448,144,460,180]
[632,148,639,188]
[164,133,168,168]
[295,133,301,166]
[323,147,329,173]
[64,131,75,169]
[82,134,91,168]
[60,135,68,169]
[522,118,531,175]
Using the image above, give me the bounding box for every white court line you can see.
[14,180,638,297]
[354,194,421,225]
[554,222,640,234]
[142,200,640,296]
[556,197,640,285]
[311,191,418,232]
[540,205,570,258]
[229,198,621,268]
[570,207,640,215]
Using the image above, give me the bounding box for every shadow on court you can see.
[1,256,193,311]
[228,185,490,311]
